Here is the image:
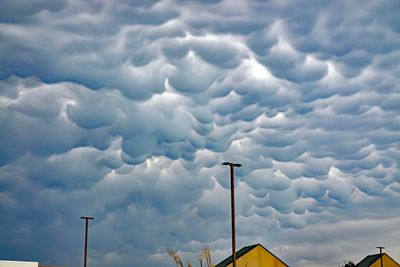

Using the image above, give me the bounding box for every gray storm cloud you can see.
[1,0,400,267]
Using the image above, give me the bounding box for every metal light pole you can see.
[377,246,385,267]
[81,216,94,267]
[222,162,242,267]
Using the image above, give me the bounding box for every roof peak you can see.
[215,243,288,267]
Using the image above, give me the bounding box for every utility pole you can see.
[222,162,242,267]
[81,216,94,267]
[377,246,385,267]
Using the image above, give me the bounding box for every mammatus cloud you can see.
[1,0,399,266]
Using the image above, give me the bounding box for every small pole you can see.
[81,216,94,267]
[377,246,385,267]
[222,162,242,267]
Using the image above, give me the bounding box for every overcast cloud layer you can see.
[1,0,400,266]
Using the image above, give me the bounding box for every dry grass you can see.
[168,246,214,267]
[168,248,184,267]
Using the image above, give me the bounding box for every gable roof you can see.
[356,254,381,267]
[356,253,400,267]
[215,244,288,267]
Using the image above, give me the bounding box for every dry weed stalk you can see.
[200,246,213,267]
[168,249,184,267]
[168,246,213,267]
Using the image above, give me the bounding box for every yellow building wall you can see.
[369,254,400,267]
[225,245,287,267]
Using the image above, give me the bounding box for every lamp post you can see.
[222,162,242,267]
[377,246,385,267]
[80,216,94,267]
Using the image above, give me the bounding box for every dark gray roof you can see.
[356,253,400,267]
[356,254,382,267]
[215,244,288,267]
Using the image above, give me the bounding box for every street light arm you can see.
[222,162,242,167]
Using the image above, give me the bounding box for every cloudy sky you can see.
[1,0,400,266]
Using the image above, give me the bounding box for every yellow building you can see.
[215,244,288,267]
[356,253,400,267]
